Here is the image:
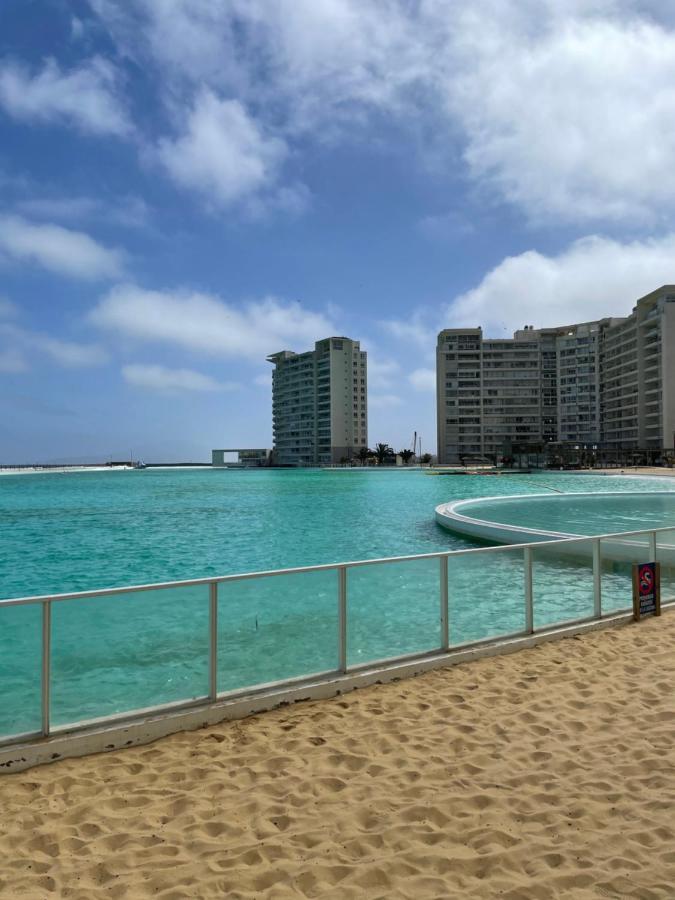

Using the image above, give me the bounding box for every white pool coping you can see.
[435,491,675,546]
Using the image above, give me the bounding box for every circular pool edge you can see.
[435,491,675,545]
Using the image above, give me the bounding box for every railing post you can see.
[41,600,51,737]
[440,555,449,651]
[649,530,657,563]
[593,539,602,618]
[338,566,347,674]
[524,547,533,634]
[209,581,218,701]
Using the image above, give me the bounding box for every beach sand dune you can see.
[1,615,674,898]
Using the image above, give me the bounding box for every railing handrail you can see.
[2,522,673,608]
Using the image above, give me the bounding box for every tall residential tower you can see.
[436,286,675,463]
[268,337,367,465]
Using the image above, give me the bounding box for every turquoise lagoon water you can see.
[2,468,674,738]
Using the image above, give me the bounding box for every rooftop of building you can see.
[437,285,675,344]
[267,337,363,362]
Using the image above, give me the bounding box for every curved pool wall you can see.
[435,491,675,564]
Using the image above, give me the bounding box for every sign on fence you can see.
[632,562,661,621]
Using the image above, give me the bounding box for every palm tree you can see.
[373,442,394,465]
[356,446,373,466]
[399,449,414,466]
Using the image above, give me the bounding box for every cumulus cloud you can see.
[122,363,233,392]
[381,232,675,340]
[408,368,436,392]
[89,0,675,226]
[0,215,125,280]
[448,233,675,335]
[447,9,675,224]
[90,284,337,360]
[90,0,432,128]
[157,91,293,209]
[89,0,242,87]
[0,57,130,136]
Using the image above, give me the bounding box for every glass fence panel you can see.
[448,548,525,644]
[0,603,42,739]
[51,584,209,727]
[532,540,594,629]
[656,529,675,603]
[217,569,338,693]
[347,557,440,667]
[601,533,652,613]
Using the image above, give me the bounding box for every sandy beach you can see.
[0,614,673,899]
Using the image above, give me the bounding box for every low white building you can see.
[212,449,272,467]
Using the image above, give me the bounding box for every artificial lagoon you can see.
[1,467,674,739]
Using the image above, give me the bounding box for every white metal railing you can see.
[1,524,674,747]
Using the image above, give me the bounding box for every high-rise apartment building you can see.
[600,287,675,449]
[436,286,675,464]
[268,337,367,465]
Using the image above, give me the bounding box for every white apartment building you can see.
[436,286,675,464]
[600,287,675,449]
[268,337,367,465]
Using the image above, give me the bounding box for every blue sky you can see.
[2,0,675,462]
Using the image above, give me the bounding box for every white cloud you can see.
[89,0,675,225]
[0,323,108,369]
[88,0,243,88]
[122,363,233,392]
[71,17,86,40]
[157,90,291,209]
[253,372,272,387]
[369,393,402,409]
[0,57,130,136]
[409,368,436,392]
[15,194,150,229]
[0,215,124,280]
[37,336,108,367]
[381,313,435,353]
[90,284,337,360]
[447,233,675,335]
[90,0,432,128]
[446,9,675,224]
